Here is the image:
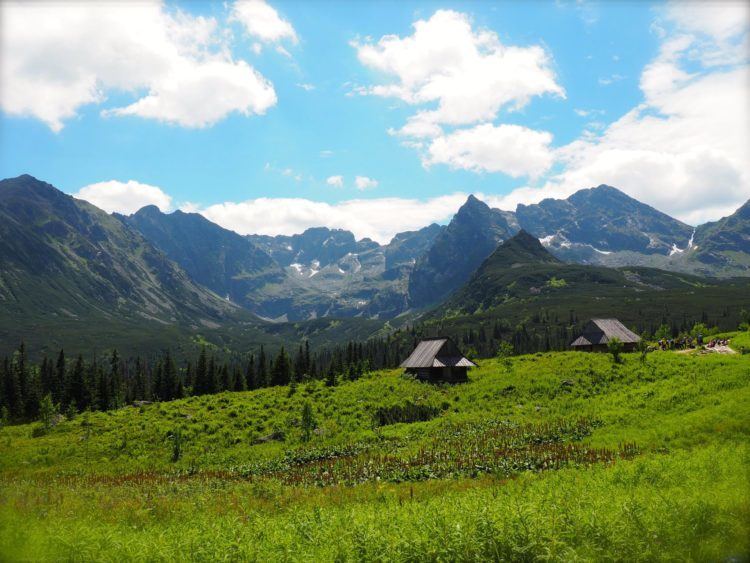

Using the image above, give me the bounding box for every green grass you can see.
[1,338,749,561]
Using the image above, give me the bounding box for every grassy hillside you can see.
[1,341,749,560]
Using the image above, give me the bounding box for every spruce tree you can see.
[109,349,122,408]
[55,350,66,405]
[40,356,55,401]
[233,365,246,392]
[67,355,86,412]
[97,363,111,411]
[84,360,100,411]
[258,346,268,387]
[162,351,179,400]
[207,356,217,394]
[220,363,231,392]
[153,360,164,401]
[245,355,256,390]
[300,401,315,442]
[294,345,305,381]
[1,355,21,419]
[194,347,208,395]
[133,357,147,401]
[271,347,291,386]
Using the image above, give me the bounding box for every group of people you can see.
[656,335,730,351]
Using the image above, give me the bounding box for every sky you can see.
[1,0,748,244]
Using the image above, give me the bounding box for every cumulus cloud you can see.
[425,124,554,178]
[353,10,563,128]
[231,0,298,45]
[489,1,750,225]
[0,1,277,131]
[352,9,563,179]
[74,180,172,215]
[199,193,469,244]
[354,176,378,190]
[326,175,344,188]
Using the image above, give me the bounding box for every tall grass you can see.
[1,338,749,561]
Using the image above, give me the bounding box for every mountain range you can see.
[1,174,748,354]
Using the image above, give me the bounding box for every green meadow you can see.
[1,337,749,561]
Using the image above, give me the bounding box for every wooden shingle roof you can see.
[400,337,477,369]
[571,318,640,346]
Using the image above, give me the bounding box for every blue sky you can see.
[1,1,748,242]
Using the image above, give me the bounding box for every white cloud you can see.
[352,9,563,180]
[74,180,172,215]
[326,175,344,188]
[491,0,750,225]
[425,123,554,178]
[199,193,468,244]
[353,10,563,129]
[665,1,749,41]
[231,0,298,45]
[297,83,315,91]
[354,176,378,190]
[0,1,276,131]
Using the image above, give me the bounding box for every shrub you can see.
[607,337,623,364]
[301,401,316,442]
[372,402,442,427]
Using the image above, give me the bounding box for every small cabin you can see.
[570,318,641,352]
[400,337,477,383]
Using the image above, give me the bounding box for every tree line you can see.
[4,306,746,425]
[0,335,415,424]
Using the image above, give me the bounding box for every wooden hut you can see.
[400,337,477,383]
[570,318,641,352]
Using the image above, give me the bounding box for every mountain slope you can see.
[689,200,750,275]
[124,206,286,312]
[437,229,728,317]
[384,223,445,273]
[0,175,237,322]
[517,184,694,255]
[0,175,269,355]
[407,195,519,308]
